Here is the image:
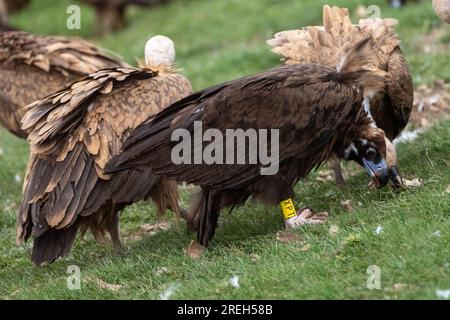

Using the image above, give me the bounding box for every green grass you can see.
[0,0,449,299]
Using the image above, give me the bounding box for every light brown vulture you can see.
[433,0,450,23]
[267,5,414,187]
[0,31,128,138]
[106,37,390,247]
[80,0,170,35]
[17,35,192,265]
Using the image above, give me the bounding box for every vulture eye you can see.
[366,147,377,158]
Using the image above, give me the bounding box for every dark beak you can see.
[388,166,405,188]
[362,158,389,188]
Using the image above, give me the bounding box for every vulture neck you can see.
[334,110,374,156]
[137,59,176,74]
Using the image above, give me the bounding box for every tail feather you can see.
[31,222,79,266]
[267,5,401,70]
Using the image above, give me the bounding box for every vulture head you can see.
[144,35,176,68]
[342,127,389,188]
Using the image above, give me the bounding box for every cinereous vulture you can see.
[18,35,192,265]
[267,5,414,187]
[106,37,390,247]
[0,31,127,138]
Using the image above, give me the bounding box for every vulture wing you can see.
[18,67,192,265]
[107,63,366,190]
[0,31,128,137]
[267,5,413,140]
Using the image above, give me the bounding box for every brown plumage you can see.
[267,5,414,186]
[0,31,128,138]
[18,65,192,265]
[106,38,389,247]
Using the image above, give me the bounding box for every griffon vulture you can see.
[267,5,414,187]
[0,31,127,138]
[106,37,390,247]
[18,35,192,265]
[433,0,450,23]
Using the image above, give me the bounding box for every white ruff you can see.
[145,35,175,67]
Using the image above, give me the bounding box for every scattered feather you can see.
[229,275,240,288]
[160,283,179,300]
[432,230,441,238]
[0,147,4,156]
[375,225,384,235]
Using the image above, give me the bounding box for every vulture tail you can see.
[31,222,79,266]
[335,37,388,94]
[267,5,400,68]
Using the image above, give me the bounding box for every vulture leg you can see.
[329,156,346,186]
[108,206,123,254]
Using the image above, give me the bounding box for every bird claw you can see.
[285,208,328,229]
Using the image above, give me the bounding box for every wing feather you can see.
[18,66,192,254]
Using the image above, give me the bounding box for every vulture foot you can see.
[285,209,328,229]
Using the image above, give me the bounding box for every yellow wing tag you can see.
[280,198,296,220]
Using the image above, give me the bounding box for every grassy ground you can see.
[0,0,449,299]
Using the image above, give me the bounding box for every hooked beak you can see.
[362,158,389,188]
[388,166,405,188]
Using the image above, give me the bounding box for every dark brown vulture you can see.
[0,0,30,31]
[80,0,170,35]
[433,0,450,23]
[0,31,128,138]
[267,5,414,187]
[106,37,390,247]
[17,35,192,265]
